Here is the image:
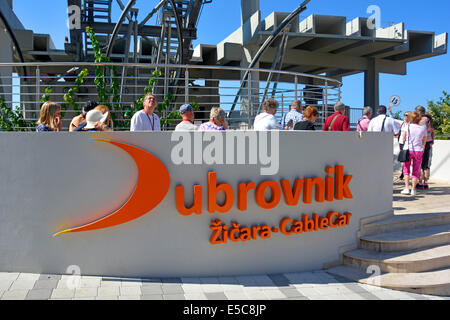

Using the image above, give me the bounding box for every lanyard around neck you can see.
[145,113,155,131]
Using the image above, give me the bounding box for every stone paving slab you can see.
[26,289,53,300]
[393,176,450,215]
[1,270,448,300]
[97,286,120,297]
[50,288,75,299]
[1,290,29,300]
[33,279,59,290]
[141,285,163,295]
[184,293,208,300]
[141,294,163,300]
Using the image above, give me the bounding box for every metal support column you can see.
[364,58,380,113]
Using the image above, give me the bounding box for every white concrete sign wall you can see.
[430,140,450,183]
[0,132,393,278]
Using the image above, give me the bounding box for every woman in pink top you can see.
[356,107,373,132]
[398,111,411,180]
[401,111,427,196]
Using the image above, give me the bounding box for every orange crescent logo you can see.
[53,139,170,236]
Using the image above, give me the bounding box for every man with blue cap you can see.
[175,104,198,131]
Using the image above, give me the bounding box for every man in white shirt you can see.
[253,99,282,130]
[130,93,161,131]
[175,104,198,131]
[368,105,399,135]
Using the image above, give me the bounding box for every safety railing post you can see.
[324,81,328,122]
[248,72,252,129]
[36,67,40,110]
[185,69,189,105]
[295,76,298,101]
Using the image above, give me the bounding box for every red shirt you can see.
[322,112,350,132]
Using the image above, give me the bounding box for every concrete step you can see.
[327,265,450,296]
[360,224,450,252]
[360,212,450,237]
[343,244,450,273]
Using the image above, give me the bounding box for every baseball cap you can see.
[179,104,193,114]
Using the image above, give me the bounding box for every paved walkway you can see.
[1,175,449,301]
[0,270,447,300]
[393,174,450,215]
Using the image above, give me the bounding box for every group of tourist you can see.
[36,101,112,133]
[355,105,435,196]
[398,106,434,195]
[34,94,325,133]
[36,94,435,196]
[253,99,322,131]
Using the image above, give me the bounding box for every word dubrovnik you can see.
[210,212,352,245]
[176,165,353,216]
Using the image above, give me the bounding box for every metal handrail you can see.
[0,62,342,86]
[0,62,344,131]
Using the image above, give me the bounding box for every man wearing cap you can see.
[130,93,161,132]
[175,104,198,131]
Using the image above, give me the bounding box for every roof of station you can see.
[192,12,448,80]
[1,2,447,81]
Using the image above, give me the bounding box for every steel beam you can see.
[0,9,27,77]
[106,0,136,58]
[82,22,196,39]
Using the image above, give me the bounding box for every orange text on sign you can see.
[209,212,352,245]
[176,165,353,216]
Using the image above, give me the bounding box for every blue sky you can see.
[12,0,449,114]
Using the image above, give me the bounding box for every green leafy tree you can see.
[64,69,89,111]
[134,70,162,111]
[86,27,120,110]
[393,110,402,120]
[427,91,450,135]
[0,98,28,131]
[131,69,184,129]
[40,87,53,105]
